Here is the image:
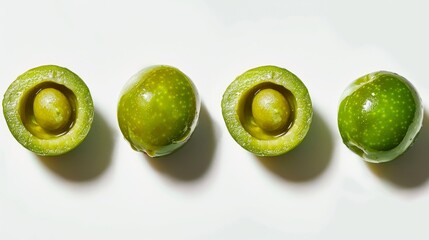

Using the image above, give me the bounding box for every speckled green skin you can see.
[2,65,94,156]
[338,71,423,163]
[222,65,313,156]
[117,65,200,157]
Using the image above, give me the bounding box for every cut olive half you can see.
[222,65,313,156]
[117,65,200,157]
[338,71,423,163]
[2,65,94,156]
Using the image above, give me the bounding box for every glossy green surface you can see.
[117,65,200,157]
[338,71,423,163]
[222,65,313,156]
[2,65,94,156]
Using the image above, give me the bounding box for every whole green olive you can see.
[338,71,423,163]
[117,65,200,157]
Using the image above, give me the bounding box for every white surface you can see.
[1,0,429,239]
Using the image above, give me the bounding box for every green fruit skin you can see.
[222,65,313,156]
[117,65,200,157]
[2,65,94,156]
[338,71,423,163]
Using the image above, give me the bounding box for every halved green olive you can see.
[2,65,94,156]
[222,65,313,156]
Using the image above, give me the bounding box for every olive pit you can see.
[252,88,291,132]
[33,88,72,131]
[238,82,295,140]
[20,82,76,139]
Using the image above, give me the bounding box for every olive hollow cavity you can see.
[238,82,296,140]
[20,81,76,139]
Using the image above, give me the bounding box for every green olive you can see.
[221,65,313,156]
[117,65,200,157]
[2,65,94,156]
[338,71,423,163]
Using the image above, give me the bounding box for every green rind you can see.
[2,65,94,156]
[117,65,200,157]
[338,71,423,163]
[221,65,313,156]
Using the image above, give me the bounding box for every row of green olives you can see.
[2,65,424,163]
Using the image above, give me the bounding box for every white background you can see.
[1,0,429,239]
